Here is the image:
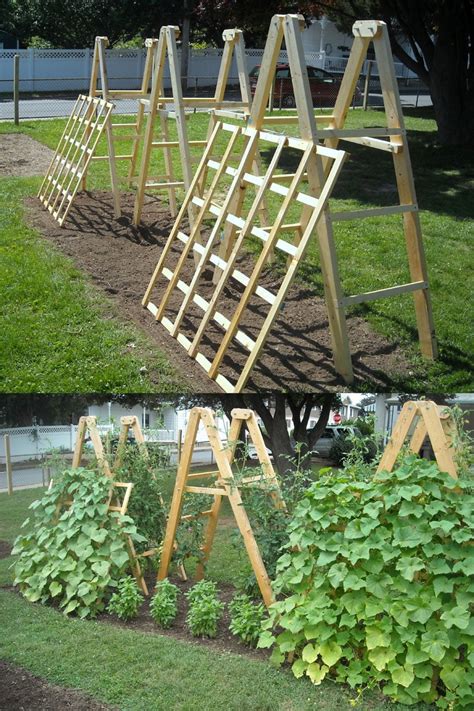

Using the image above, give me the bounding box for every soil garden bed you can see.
[25,190,411,391]
[0,659,115,710]
[0,540,12,559]
[0,134,55,178]
[99,573,269,661]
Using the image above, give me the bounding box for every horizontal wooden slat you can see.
[342,280,428,306]
[185,485,227,496]
[331,204,417,221]
[146,181,185,189]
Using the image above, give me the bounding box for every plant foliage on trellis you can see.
[259,457,474,708]
[12,468,145,618]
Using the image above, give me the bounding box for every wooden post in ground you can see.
[13,55,20,125]
[362,59,372,110]
[177,429,182,464]
[4,435,13,495]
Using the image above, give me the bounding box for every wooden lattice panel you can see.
[38,95,113,226]
[143,120,346,392]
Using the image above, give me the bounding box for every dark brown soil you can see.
[0,540,12,559]
[100,573,269,661]
[25,190,412,392]
[0,659,115,710]
[0,134,55,177]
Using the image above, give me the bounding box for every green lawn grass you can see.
[0,487,428,711]
[0,107,472,391]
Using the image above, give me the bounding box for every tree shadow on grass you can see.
[260,114,474,220]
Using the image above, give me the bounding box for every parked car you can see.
[249,63,361,108]
[313,425,358,458]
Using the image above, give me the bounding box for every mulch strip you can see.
[0,659,116,710]
[25,190,411,391]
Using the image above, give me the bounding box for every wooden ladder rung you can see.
[331,204,417,221]
[181,509,214,521]
[92,154,133,161]
[146,181,185,189]
[342,280,428,307]
[185,485,227,496]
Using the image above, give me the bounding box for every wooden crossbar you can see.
[158,408,285,606]
[377,401,459,480]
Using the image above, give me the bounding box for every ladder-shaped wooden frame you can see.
[85,36,158,193]
[37,95,114,226]
[158,407,285,606]
[377,400,459,480]
[133,26,255,225]
[255,20,437,360]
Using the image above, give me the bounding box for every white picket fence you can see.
[0,46,329,94]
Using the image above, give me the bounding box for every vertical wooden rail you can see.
[13,54,20,125]
[371,22,437,360]
[4,435,13,495]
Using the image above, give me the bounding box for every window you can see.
[275,68,290,79]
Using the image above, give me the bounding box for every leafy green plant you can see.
[12,468,145,619]
[115,447,168,556]
[185,580,224,638]
[231,447,314,596]
[229,594,266,646]
[259,456,474,708]
[150,578,179,628]
[106,576,143,620]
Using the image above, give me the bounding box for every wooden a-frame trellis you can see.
[67,414,148,593]
[377,400,459,480]
[247,20,437,361]
[83,35,159,194]
[132,26,259,226]
[158,407,285,607]
[142,14,436,391]
[142,14,349,392]
[38,36,158,226]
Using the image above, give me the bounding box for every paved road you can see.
[0,466,46,491]
[0,93,432,121]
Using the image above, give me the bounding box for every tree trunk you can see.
[181,5,191,94]
[428,48,474,146]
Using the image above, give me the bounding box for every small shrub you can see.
[150,578,179,628]
[12,468,145,619]
[229,594,266,646]
[185,580,224,638]
[107,576,143,620]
